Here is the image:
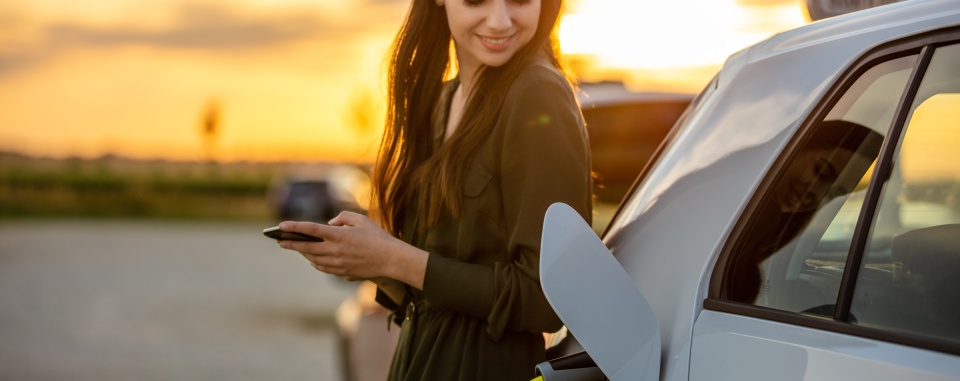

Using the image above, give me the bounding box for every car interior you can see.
[746,42,960,345]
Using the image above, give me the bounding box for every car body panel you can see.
[541,1,960,380]
[690,310,960,380]
[540,203,659,380]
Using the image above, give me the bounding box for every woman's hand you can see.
[276,212,428,289]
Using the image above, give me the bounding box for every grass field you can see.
[0,152,625,233]
[0,152,353,220]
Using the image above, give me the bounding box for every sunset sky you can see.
[0,0,809,163]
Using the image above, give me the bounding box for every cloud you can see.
[0,2,349,77]
[0,50,39,78]
[50,3,333,50]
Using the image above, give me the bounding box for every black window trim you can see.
[706,26,960,357]
[833,44,933,322]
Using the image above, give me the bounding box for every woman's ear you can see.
[436,0,444,6]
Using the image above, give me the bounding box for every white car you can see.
[537,1,960,380]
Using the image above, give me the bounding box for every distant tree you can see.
[346,88,379,138]
[200,98,221,163]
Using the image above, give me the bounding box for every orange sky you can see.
[0,0,809,163]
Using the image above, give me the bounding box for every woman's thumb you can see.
[328,211,356,227]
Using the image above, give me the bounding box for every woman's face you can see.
[775,148,858,213]
[442,0,541,69]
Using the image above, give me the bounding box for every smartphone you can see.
[262,226,324,242]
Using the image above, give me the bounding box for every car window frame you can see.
[706,26,960,357]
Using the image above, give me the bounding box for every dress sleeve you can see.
[422,66,593,340]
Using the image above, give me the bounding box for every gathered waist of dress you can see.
[399,288,431,319]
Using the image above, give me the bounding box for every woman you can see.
[277,0,591,379]
[726,120,883,305]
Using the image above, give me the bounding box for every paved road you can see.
[0,219,356,381]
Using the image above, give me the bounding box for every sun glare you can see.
[560,0,807,69]
[0,0,809,162]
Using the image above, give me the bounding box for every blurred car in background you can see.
[804,0,904,21]
[333,83,693,381]
[581,82,692,206]
[268,164,371,223]
[580,82,692,232]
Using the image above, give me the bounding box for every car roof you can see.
[602,1,960,379]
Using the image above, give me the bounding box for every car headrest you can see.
[891,224,960,280]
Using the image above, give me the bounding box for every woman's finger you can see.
[311,262,332,274]
[278,221,335,240]
[328,213,346,227]
[328,211,364,227]
[278,239,325,253]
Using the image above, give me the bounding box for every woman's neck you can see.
[455,52,480,100]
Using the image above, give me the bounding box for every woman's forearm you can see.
[382,242,428,290]
[369,242,428,305]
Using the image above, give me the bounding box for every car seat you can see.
[888,224,960,340]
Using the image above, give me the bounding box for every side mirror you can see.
[538,203,660,381]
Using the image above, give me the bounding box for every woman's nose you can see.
[486,0,513,31]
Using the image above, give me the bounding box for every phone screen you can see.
[262,226,324,242]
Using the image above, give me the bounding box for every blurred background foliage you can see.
[0,152,290,219]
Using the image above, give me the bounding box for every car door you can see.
[691,28,960,380]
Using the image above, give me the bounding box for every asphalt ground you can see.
[0,219,356,381]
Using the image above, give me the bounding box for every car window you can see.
[722,54,918,315]
[850,43,960,343]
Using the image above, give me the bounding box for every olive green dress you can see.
[376,62,593,381]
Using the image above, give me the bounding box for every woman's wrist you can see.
[384,241,428,290]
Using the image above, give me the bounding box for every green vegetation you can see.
[0,152,625,230]
[0,152,312,220]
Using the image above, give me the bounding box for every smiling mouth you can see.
[481,36,511,44]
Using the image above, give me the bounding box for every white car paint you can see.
[539,203,659,380]
[691,310,960,381]
[539,1,960,380]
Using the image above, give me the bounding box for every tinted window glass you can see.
[851,43,960,342]
[724,55,918,315]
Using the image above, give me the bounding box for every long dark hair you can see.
[373,0,568,235]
